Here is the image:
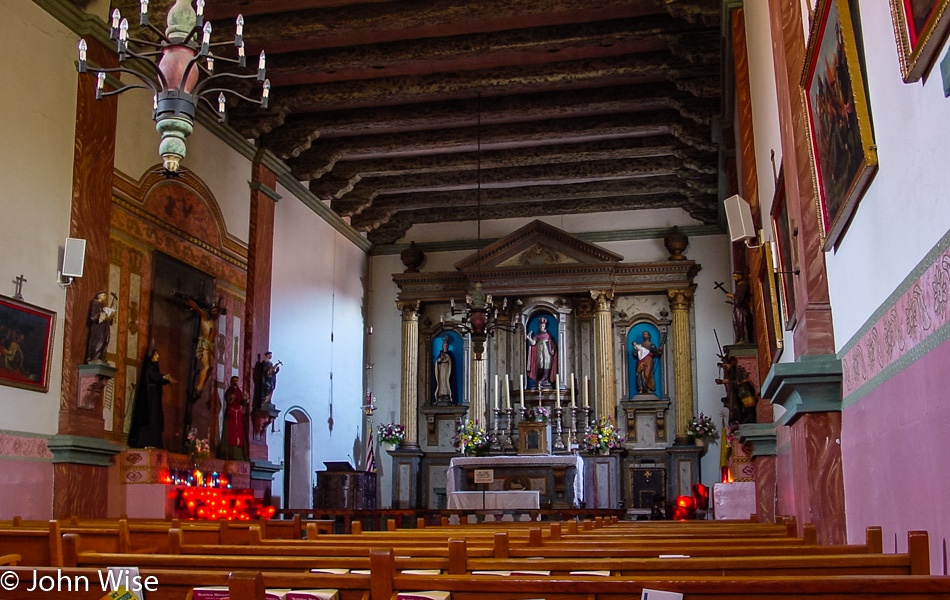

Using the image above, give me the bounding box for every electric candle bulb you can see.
[206,53,215,72]
[217,92,226,114]
[196,0,205,17]
[235,14,244,37]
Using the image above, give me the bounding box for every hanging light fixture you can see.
[448,94,517,360]
[77,0,270,173]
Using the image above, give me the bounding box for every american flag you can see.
[365,425,376,473]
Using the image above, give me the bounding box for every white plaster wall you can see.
[114,90,253,244]
[0,1,80,434]
[267,187,368,507]
[825,4,950,350]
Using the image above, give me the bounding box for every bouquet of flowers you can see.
[686,413,718,441]
[186,428,211,460]
[454,419,491,455]
[525,406,549,423]
[377,422,406,445]
[584,416,624,454]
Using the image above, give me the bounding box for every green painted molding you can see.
[250,459,281,481]
[0,429,52,439]
[737,423,777,457]
[248,181,282,203]
[47,435,125,466]
[371,224,724,256]
[762,354,842,427]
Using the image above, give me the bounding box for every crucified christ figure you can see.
[183,295,227,401]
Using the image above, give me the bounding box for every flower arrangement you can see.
[524,406,549,423]
[454,419,491,455]
[377,422,406,445]
[186,428,211,460]
[584,416,624,454]
[686,413,718,441]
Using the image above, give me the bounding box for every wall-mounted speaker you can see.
[62,238,87,278]
[723,194,756,244]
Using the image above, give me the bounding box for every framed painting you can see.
[0,295,56,392]
[802,0,878,251]
[890,0,950,82]
[755,244,784,362]
[769,167,798,330]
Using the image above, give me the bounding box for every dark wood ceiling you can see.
[115,0,723,245]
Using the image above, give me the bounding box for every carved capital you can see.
[397,300,421,320]
[666,286,695,311]
[590,289,615,311]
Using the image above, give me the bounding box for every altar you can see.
[446,455,584,508]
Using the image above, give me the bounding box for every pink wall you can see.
[842,336,950,574]
[0,458,53,520]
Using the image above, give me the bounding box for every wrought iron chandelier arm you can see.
[198,87,264,106]
[125,36,164,49]
[190,70,259,97]
[98,83,155,98]
[86,65,160,95]
[113,50,170,90]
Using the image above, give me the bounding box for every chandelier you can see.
[450,283,515,360]
[77,0,270,172]
[446,95,518,360]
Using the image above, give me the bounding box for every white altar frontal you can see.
[446,455,584,508]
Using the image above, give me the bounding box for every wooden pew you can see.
[60,530,931,578]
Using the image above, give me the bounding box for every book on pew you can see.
[105,567,147,600]
[471,571,511,576]
[192,587,229,600]
[264,590,293,599]
[641,590,683,600]
[510,570,550,576]
[350,569,371,575]
[569,570,611,576]
[285,589,340,600]
[400,569,442,575]
[658,554,690,559]
[310,568,350,574]
[396,591,451,600]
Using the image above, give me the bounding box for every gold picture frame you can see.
[890,0,950,82]
[0,295,56,393]
[801,0,878,251]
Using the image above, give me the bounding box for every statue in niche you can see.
[717,355,757,424]
[526,316,558,389]
[633,330,662,394]
[434,336,453,403]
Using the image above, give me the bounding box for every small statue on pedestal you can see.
[85,291,116,364]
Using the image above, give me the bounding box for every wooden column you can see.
[398,301,421,448]
[667,287,695,443]
[469,355,486,426]
[590,290,615,421]
[246,154,277,465]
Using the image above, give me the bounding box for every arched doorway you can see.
[283,409,312,509]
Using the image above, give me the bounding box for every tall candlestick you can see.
[555,374,561,408]
[520,375,524,405]
[494,374,499,410]
[570,372,575,407]
[583,375,589,408]
[505,374,511,409]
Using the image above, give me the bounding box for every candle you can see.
[505,374,511,409]
[494,374,499,410]
[570,372,575,408]
[583,375,589,408]
[519,375,524,405]
[555,374,561,408]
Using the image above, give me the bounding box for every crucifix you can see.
[13,274,27,300]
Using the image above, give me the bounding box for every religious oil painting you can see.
[890,0,950,82]
[0,295,56,392]
[770,167,798,329]
[802,0,878,250]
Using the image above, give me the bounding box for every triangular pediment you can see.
[454,220,623,272]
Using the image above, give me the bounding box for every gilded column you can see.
[469,356,487,426]
[398,301,421,448]
[591,290,616,421]
[667,287,696,443]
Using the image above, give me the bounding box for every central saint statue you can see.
[526,316,558,389]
